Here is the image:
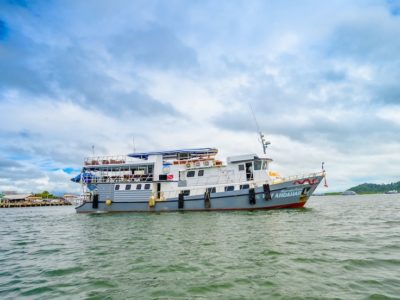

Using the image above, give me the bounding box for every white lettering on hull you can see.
[272,189,302,199]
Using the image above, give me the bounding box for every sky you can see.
[0,0,400,194]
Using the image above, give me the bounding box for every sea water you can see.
[1,195,399,299]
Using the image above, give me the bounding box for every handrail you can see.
[272,172,324,184]
[84,155,135,166]
[80,171,324,186]
[82,173,155,184]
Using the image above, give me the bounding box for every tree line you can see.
[349,181,400,194]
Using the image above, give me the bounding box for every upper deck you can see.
[78,148,274,186]
[128,148,218,160]
[84,155,136,167]
[84,148,218,168]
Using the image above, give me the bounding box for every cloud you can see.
[0,0,400,194]
[110,24,198,71]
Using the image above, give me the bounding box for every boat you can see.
[385,190,398,194]
[72,145,326,213]
[342,190,357,196]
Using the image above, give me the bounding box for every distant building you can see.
[342,190,357,196]
[2,194,33,202]
[26,196,42,202]
[63,194,79,204]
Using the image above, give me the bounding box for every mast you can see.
[249,104,270,154]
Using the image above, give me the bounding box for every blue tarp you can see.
[70,172,96,183]
[71,174,81,183]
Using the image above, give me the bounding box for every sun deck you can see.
[128,148,218,160]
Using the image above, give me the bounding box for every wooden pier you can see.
[0,200,72,208]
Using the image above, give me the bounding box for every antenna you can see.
[132,136,136,153]
[249,104,270,154]
[92,145,95,156]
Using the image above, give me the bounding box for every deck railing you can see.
[81,173,155,184]
[272,172,325,184]
[84,155,131,166]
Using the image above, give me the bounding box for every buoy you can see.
[105,199,112,206]
[149,196,155,207]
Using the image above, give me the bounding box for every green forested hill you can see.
[349,181,400,194]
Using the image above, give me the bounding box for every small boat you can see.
[342,190,357,196]
[385,190,398,194]
[72,144,325,213]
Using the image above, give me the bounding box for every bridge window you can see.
[136,184,142,190]
[224,186,234,192]
[125,184,131,190]
[187,171,195,177]
[144,184,151,190]
[115,184,120,191]
[198,170,204,176]
[183,190,190,196]
[254,160,262,171]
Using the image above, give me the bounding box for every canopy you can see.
[128,148,218,160]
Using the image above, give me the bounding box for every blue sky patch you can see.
[0,20,8,40]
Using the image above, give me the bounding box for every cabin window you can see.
[115,184,120,191]
[144,184,151,190]
[254,160,262,171]
[136,184,142,190]
[262,161,268,170]
[187,171,195,178]
[224,186,234,192]
[207,187,216,193]
[240,184,249,190]
[125,184,131,190]
[183,190,191,196]
[238,164,245,171]
[198,170,204,176]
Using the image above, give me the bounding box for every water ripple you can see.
[0,195,400,299]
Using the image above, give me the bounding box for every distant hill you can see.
[349,181,400,194]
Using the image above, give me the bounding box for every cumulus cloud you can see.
[0,0,399,193]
